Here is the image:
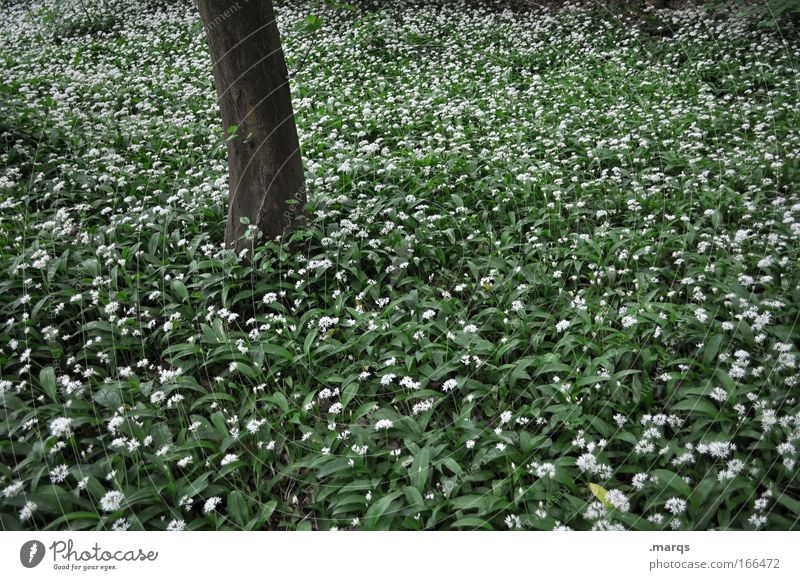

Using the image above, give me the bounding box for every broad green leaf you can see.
[40,366,57,403]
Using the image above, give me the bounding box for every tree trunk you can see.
[197,0,306,256]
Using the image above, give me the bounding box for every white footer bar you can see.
[0,531,796,579]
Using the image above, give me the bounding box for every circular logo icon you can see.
[20,540,46,568]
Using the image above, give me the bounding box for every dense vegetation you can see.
[1,0,799,530]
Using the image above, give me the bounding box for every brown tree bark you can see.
[197,0,306,256]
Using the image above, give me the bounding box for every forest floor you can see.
[1,0,799,530]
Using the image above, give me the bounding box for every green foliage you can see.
[0,0,798,531]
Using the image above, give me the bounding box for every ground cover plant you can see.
[1,0,799,531]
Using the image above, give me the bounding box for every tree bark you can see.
[197,0,306,256]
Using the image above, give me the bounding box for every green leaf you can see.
[92,382,123,409]
[341,381,359,408]
[227,491,250,527]
[171,279,189,303]
[410,447,430,493]
[44,512,101,531]
[653,469,692,497]
[403,485,424,509]
[266,391,289,414]
[452,516,493,530]
[304,14,323,32]
[703,333,725,365]
[260,342,293,362]
[247,500,277,530]
[303,328,319,357]
[773,488,800,516]
[40,366,57,403]
[672,398,720,417]
[364,491,403,530]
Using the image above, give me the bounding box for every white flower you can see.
[203,496,222,514]
[576,453,598,473]
[399,376,420,390]
[166,519,186,531]
[532,462,556,479]
[221,453,239,466]
[49,464,70,484]
[505,514,523,529]
[556,319,570,332]
[709,387,728,402]
[605,489,630,512]
[412,399,434,415]
[49,416,73,438]
[112,518,131,531]
[632,473,650,490]
[19,500,38,521]
[100,490,125,513]
[375,419,394,430]
[2,481,23,498]
[665,497,687,515]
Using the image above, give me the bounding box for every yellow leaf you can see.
[589,483,611,508]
